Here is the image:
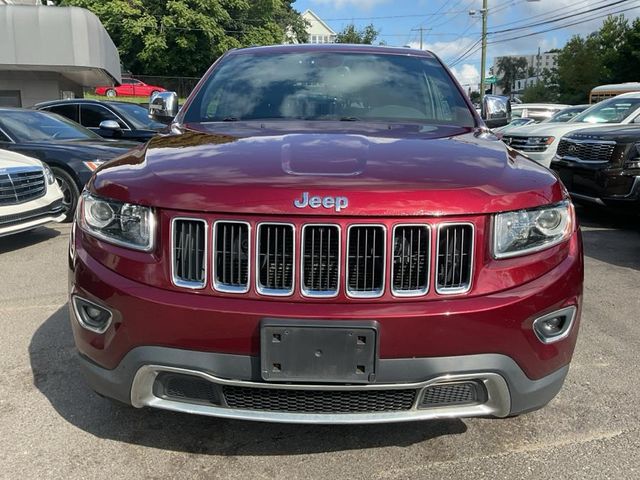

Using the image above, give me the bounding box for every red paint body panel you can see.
[90,125,565,217]
[70,229,582,380]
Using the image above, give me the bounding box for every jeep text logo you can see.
[293,192,348,212]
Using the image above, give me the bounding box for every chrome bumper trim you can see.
[130,365,511,424]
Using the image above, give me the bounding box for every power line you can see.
[488,0,610,29]
[488,2,640,44]
[488,0,632,34]
[447,0,639,67]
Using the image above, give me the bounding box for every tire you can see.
[52,167,80,223]
[106,89,117,98]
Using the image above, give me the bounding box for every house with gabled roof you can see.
[288,9,336,44]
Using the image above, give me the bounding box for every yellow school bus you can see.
[590,82,640,103]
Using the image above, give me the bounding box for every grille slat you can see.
[501,136,549,152]
[172,218,207,288]
[392,225,430,295]
[0,168,46,206]
[223,386,416,413]
[214,221,250,293]
[257,223,294,295]
[347,226,385,297]
[302,225,340,296]
[436,224,473,294]
[556,139,616,163]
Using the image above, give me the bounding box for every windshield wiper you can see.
[339,116,360,122]
[222,116,240,122]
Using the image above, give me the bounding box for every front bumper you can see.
[552,159,640,209]
[69,231,582,423]
[0,197,65,237]
[78,346,569,423]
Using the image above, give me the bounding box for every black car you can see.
[0,108,137,221]
[551,126,640,209]
[34,99,165,142]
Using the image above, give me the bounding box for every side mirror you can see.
[98,120,121,131]
[149,91,179,124]
[482,95,511,129]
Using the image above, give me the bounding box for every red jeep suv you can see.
[68,45,583,424]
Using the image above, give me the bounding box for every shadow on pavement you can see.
[29,305,467,456]
[577,206,640,271]
[0,227,60,254]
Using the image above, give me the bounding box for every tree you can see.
[556,34,605,104]
[617,18,640,82]
[56,0,307,76]
[335,24,379,44]
[521,82,556,103]
[552,14,640,104]
[496,56,527,95]
[469,91,481,105]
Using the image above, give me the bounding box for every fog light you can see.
[72,296,113,334]
[532,306,577,344]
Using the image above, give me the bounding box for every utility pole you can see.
[479,0,488,102]
[411,27,431,50]
[472,0,540,101]
[469,2,489,101]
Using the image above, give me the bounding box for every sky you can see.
[293,0,640,89]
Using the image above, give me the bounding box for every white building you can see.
[493,51,559,79]
[301,10,336,44]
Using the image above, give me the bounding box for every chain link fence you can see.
[84,75,201,102]
[133,75,201,99]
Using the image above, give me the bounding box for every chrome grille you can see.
[171,218,207,288]
[257,223,295,296]
[347,225,386,297]
[502,136,549,152]
[392,225,430,296]
[436,224,474,294]
[556,139,616,163]
[213,221,250,293]
[170,217,478,297]
[0,167,46,206]
[301,225,340,297]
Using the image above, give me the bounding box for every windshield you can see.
[572,97,640,124]
[183,52,475,127]
[0,110,102,142]
[545,107,586,123]
[110,102,165,130]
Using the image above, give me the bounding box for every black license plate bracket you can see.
[260,319,378,383]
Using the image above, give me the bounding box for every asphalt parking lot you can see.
[0,207,639,480]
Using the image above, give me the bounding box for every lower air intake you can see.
[420,382,485,408]
[223,386,416,413]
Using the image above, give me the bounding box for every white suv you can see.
[502,92,640,167]
[1,150,65,237]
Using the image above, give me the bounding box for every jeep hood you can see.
[91,122,565,216]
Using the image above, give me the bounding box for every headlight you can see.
[493,201,574,259]
[526,136,555,145]
[79,191,154,251]
[623,143,640,170]
[42,163,55,185]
